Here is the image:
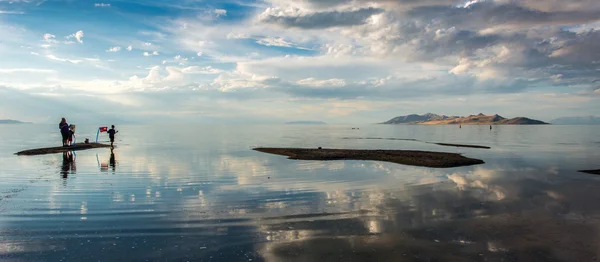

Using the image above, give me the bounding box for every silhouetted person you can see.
[59,118,70,147]
[490,125,492,130]
[108,125,118,148]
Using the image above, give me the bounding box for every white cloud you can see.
[0,10,25,14]
[297,78,346,87]
[197,52,203,57]
[144,42,152,46]
[46,54,82,64]
[126,45,133,51]
[0,68,55,74]
[174,55,188,61]
[181,66,223,74]
[214,9,227,17]
[30,52,39,56]
[66,30,84,43]
[143,51,159,57]
[43,33,56,42]
[94,3,110,7]
[44,33,56,42]
[256,36,312,50]
[106,46,121,52]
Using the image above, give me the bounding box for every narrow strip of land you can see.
[16,143,111,156]
[253,148,484,168]
[342,137,419,141]
[432,143,491,149]
[579,170,600,175]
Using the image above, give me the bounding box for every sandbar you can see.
[253,148,484,168]
[579,170,600,175]
[16,143,111,156]
[433,143,491,149]
[342,137,419,141]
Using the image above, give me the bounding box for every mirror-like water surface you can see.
[1,124,599,261]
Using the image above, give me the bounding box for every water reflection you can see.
[99,149,117,173]
[2,124,600,261]
[60,151,76,179]
[256,167,600,262]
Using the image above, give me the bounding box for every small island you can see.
[16,143,111,156]
[579,170,600,175]
[0,119,31,124]
[432,143,491,149]
[382,113,548,125]
[285,121,326,125]
[253,148,484,168]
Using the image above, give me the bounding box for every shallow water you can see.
[1,124,600,261]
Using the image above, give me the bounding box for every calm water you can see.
[1,124,600,261]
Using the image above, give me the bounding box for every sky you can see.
[0,0,599,124]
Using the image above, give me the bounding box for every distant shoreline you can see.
[0,120,32,124]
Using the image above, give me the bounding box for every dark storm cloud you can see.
[260,7,384,29]
[407,2,600,29]
[268,76,537,100]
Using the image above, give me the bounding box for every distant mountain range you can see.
[550,116,600,125]
[382,113,548,125]
[0,119,30,124]
[285,121,326,125]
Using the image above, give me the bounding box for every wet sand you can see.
[254,147,484,168]
[433,143,491,149]
[16,143,111,156]
[579,170,600,175]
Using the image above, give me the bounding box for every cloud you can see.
[229,33,313,50]
[259,7,385,29]
[46,54,82,64]
[0,10,25,14]
[180,66,223,74]
[106,46,121,52]
[0,68,55,74]
[126,45,133,51]
[196,52,203,56]
[43,33,56,43]
[94,3,110,7]
[143,51,159,56]
[174,55,188,61]
[66,30,84,43]
[213,9,226,17]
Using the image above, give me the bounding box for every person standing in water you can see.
[59,118,70,147]
[107,125,118,148]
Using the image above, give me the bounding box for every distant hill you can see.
[383,113,548,125]
[0,119,31,124]
[551,116,600,125]
[383,113,459,124]
[285,121,326,125]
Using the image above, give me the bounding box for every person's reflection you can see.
[109,148,116,172]
[61,151,76,179]
[100,149,117,173]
